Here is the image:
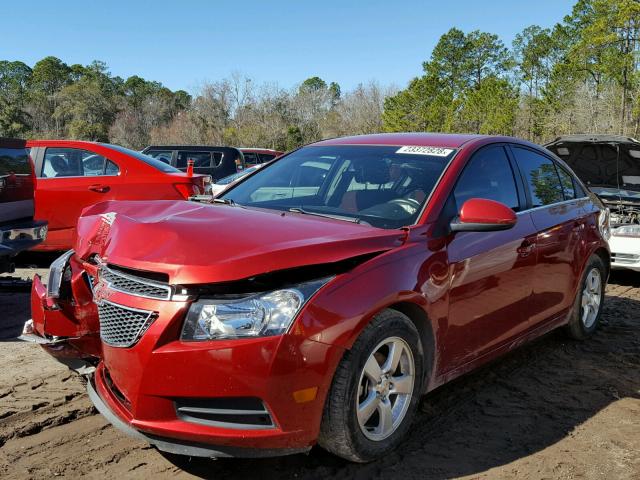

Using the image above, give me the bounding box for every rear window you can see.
[0,148,31,175]
[258,153,276,163]
[145,150,173,165]
[104,144,180,173]
[243,152,260,166]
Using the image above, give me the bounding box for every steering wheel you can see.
[387,198,421,213]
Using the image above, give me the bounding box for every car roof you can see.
[144,145,241,152]
[546,134,640,145]
[0,137,27,148]
[239,148,282,153]
[26,139,100,147]
[312,132,501,149]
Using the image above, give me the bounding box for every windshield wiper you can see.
[212,198,239,206]
[288,207,361,224]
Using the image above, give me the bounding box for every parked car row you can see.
[25,133,610,463]
[141,145,283,179]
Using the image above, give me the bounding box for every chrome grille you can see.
[98,300,156,348]
[98,265,172,300]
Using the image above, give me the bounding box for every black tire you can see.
[565,254,606,340]
[318,309,426,463]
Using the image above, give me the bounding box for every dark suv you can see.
[141,145,243,181]
[0,138,47,273]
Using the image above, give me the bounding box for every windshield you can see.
[104,144,180,173]
[221,145,455,229]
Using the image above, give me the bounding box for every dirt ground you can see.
[0,264,639,480]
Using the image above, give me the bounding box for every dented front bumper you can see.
[28,256,102,363]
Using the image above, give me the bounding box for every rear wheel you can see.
[318,309,425,462]
[565,254,606,340]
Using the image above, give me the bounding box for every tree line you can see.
[1,0,639,150]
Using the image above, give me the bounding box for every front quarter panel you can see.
[292,234,449,388]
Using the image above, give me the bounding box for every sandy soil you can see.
[0,265,639,479]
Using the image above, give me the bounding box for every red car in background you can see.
[27,140,210,251]
[239,147,283,166]
[28,133,609,462]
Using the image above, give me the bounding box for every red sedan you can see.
[27,140,210,251]
[27,133,609,462]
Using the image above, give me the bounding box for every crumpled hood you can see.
[75,200,405,284]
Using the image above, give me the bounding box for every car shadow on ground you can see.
[157,290,640,479]
[0,291,32,340]
[609,269,640,288]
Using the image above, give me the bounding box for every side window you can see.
[556,166,577,200]
[512,147,564,208]
[145,150,173,165]
[243,152,259,166]
[454,146,520,211]
[42,148,109,178]
[105,160,120,176]
[177,151,212,169]
[0,147,30,175]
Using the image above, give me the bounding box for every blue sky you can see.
[4,0,575,93]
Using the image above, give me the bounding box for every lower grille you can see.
[175,397,274,430]
[611,252,640,264]
[98,300,156,348]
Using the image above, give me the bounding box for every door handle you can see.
[88,184,110,193]
[517,240,535,257]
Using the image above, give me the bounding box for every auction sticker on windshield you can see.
[396,146,454,156]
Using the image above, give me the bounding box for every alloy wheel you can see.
[581,267,602,329]
[356,337,415,441]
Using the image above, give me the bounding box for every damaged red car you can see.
[26,133,610,462]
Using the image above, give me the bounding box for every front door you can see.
[35,146,121,250]
[444,145,538,370]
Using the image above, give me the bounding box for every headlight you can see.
[181,278,330,341]
[598,208,611,241]
[47,250,74,298]
[612,224,640,237]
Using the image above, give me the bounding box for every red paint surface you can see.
[459,198,518,225]
[32,133,610,452]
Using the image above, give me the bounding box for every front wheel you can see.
[565,254,606,340]
[318,309,425,462]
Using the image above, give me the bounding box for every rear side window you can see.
[454,146,520,211]
[42,148,118,177]
[0,148,31,175]
[556,166,577,200]
[177,151,212,168]
[512,147,564,207]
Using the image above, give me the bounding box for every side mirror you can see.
[450,198,517,232]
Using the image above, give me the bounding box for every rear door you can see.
[444,145,538,369]
[0,139,34,223]
[35,146,121,250]
[510,146,587,325]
